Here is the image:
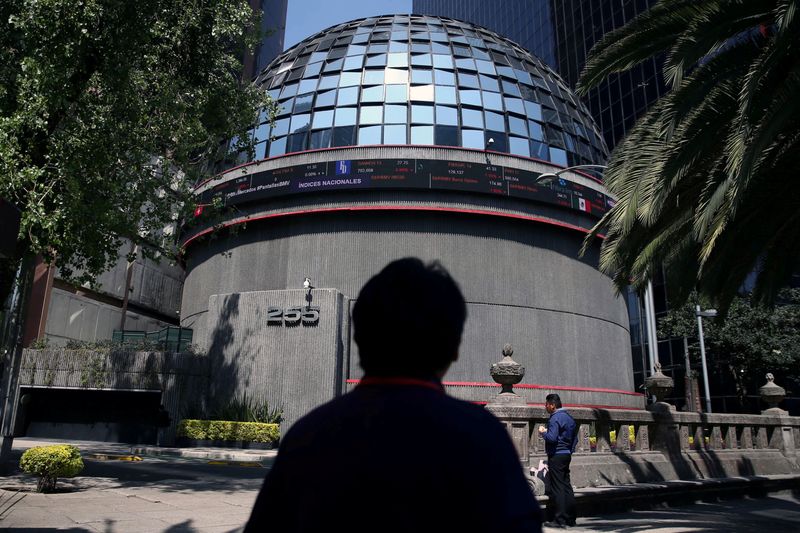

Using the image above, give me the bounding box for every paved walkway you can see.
[2,438,799,532]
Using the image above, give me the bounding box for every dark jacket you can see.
[542,408,577,457]
[245,379,542,532]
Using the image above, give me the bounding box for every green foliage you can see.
[208,392,284,424]
[177,419,279,444]
[19,444,84,493]
[0,0,276,292]
[577,0,800,310]
[659,289,800,403]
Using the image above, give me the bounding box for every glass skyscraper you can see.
[413,0,667,150]
[414,0,687,405]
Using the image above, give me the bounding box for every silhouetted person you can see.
[245,258,542,532]
[537,393,577,528]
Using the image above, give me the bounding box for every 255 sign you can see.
[267,306,320,326]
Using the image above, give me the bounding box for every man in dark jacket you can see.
[245,258,542,532]
[538,393,577,528]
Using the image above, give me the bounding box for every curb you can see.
[131,446,278,463]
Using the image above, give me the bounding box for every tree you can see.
[658,289,800,409]
[577,0,800,312]
[0,0,273,299]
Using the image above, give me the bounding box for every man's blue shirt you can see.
[542,408,577,456]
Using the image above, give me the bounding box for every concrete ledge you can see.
[562,474,800,516]
[132,444,278,463]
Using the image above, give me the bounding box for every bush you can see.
[20,444,84,493]
[177,419,280,444]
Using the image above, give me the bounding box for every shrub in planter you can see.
[177,419,280,445]
[20,444,84,493]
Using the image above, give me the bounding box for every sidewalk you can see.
[12,437,279,464]
[2,438,799,532]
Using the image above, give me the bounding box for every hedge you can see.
[20,444,84,493]
[177,419,280,444]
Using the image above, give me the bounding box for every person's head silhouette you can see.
[352,257,467,379]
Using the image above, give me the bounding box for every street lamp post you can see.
[695,305,717,413]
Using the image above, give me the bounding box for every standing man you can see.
[538,393,577,528]
[245,258,542,532]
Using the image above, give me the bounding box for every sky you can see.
[284,0,413,50]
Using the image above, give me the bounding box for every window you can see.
[387,52,408,67]
[461,129,484,149]
[509,136,530,157]
[339,71,361,87]
[343,55,364,71]
[332,125,356,147]
[309,129,332,149]
[294,93,313,113]
[459,89,481,106]
[384,68,409,84]
[254,123,269,143]
[358,125,382,145]
[479,75,500,92]
[435,125,459,146]
[312,110,334,129]
[484,111,504,131]
[363,69,385,85]
[410,125,434,145]
[315,89,336,108]
[254,141,266,160]
[528,121,544,141]
[549,147,568,166]
[455,58,477,72]
[334,107,357,126]
[508,116,528,136]
[505,97,525,115]
[279,83,298,99]
[524,100,542,120]
[411,104,434,123]
[501,80,521,96]
[318,75,339,90]
[269,136,287,156]
[409,84,434,102]
[365,54,387,67]
[385,84,408,103]
[361,85,384,102]
[411,69,433,84]
[384,104,408,124]
[360,106,383,124]
[434,69,455,85]
[411,53,432,66]
[298,78,318,94]
[461,108,483,128]
[457,72,480,89]
[432,55,454,70]
[435,105,458,125]
[338,86,359,106]
[290,114,310,133]
[482,91,503,111]
[384,124,407,144]
[271,117,290,137]
[475,60,496,75]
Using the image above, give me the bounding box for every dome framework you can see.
[228,14,607,168]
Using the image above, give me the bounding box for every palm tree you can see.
[577,0,800,311]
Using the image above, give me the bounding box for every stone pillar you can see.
[760,374,797,461]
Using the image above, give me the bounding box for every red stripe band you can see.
[182,205,603,249]
[345,379,642,397]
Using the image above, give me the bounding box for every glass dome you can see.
[231,14,608,168]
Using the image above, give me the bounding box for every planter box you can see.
[175,437,274,450]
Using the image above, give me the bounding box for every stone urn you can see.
[644,362,675,411]
[489,344,525,404]
[760,373,786,413]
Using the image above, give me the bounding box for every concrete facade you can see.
[181,146,641,427]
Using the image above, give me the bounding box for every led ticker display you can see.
[198,159,614,217]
